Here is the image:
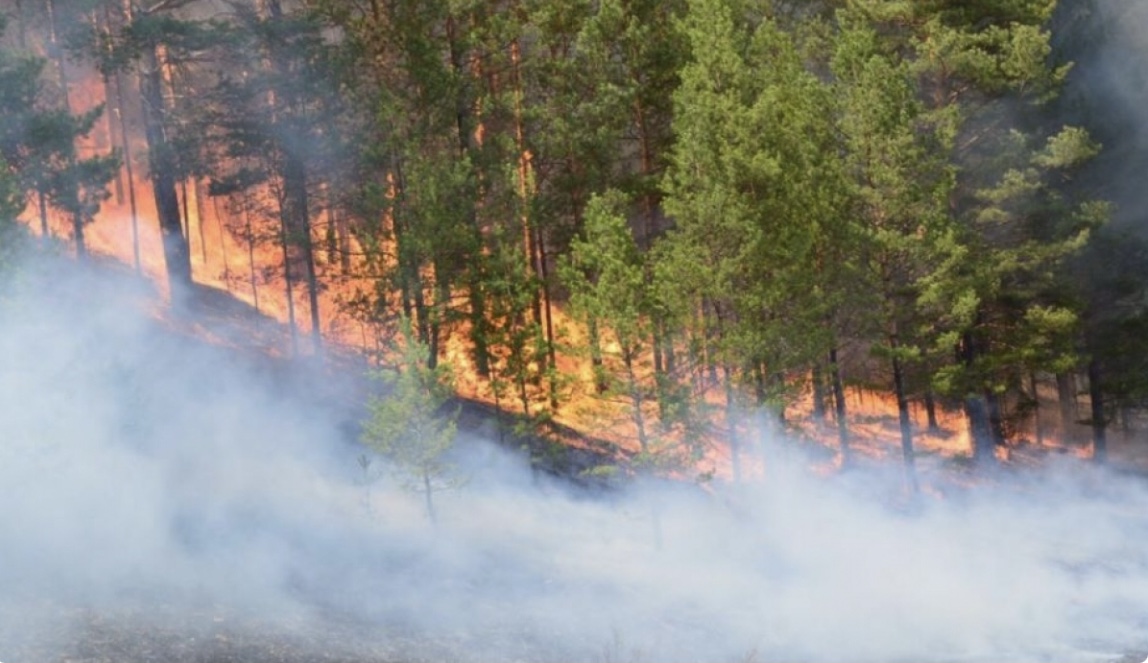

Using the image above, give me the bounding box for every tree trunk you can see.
[446,12,491,379]
[278,207,299,356]
[890,350,918,493]
[139,41,192,293]
[388,160,425,344]
[588,316,607,394]
[38,190,49,242]
[829,347,850,463]
[71,209,86,259]
[725,363,741,483]
[1088,359,1106,463]
[49,0,84,257]
[1029,372,1043,445]
[242,198,260,314]
[624,345,650,456]
[111,65,141,273]
[194,179,208,263]
[811,361,826,424]
[509,36,546,386]
[96,7,124,205]
[960,331,995,463]
[281,150,322,355]
[1056,372,1077,444]
[536,226,559,409]
[965,394,993,463]
[924,388,941,434]
[985,389,1006,447]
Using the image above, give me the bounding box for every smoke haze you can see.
[0,258,1143,663]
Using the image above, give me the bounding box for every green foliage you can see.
[563,190,648,353]
[361,320,462,522]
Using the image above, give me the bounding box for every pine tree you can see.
[847,0,1104,463]
[361,320,461,524]
[832,9,953,484]
[0,14,116,258]
[660,0,836,475]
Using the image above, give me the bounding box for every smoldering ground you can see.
[0,261,1147,663]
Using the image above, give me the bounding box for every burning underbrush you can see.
[1,259,1148,663]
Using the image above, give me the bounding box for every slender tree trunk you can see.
[211,195,230,287]
[446,12,491,379]
[960,331,995,463]
[1088,359,1106,463]
[624,345,649,455]
[38,191,49,241]
[829,347,850,462]
[179,178,191,242]
[588,316,607,394]
[242,198,260,314]
[537,227,559,409]
[96,7,125,205]
[281,152,322,355]
[965,393,993,463]
[194,179,208,263]
[811,362,826,424]
[725,363,740,483]
[1057,372,1077,444]
[924,389,941,434]
[278,207,299,356]
[770,370,787,429]
[331,188,351,274]
[985,389,1006,448]
[1029,372,1043,445]
[387,163,418,335]
[111,66,141,273]
[48,0,85,257]
[890,348,918,493]
[71,210,86,259]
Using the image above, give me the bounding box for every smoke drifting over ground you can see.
[1,261,1147,663]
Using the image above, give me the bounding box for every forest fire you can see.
[4,0,1148,662]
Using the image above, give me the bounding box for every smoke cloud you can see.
[0,259,1147,663]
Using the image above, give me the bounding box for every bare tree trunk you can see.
[111,65,141,273]
[278,205,299,356]
[890,347,918,494]
[1030,372,1043,445]
[139,38,193,293]
[282,153,322,355]
[194,179,208,263]
[1088,359,1107,463]
[811,362,826,424]
[241,198,260,314]
[38,191,49,241]
[624,345,650,456]
[960,331,995,464]
[725,363,740,483]
[924,388,941,434]
[588,316,607,394]
[1057,372,1077,444]
[48,0,86,258]
[829,347,850,463]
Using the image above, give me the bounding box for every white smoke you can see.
[0,259,1145,663]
